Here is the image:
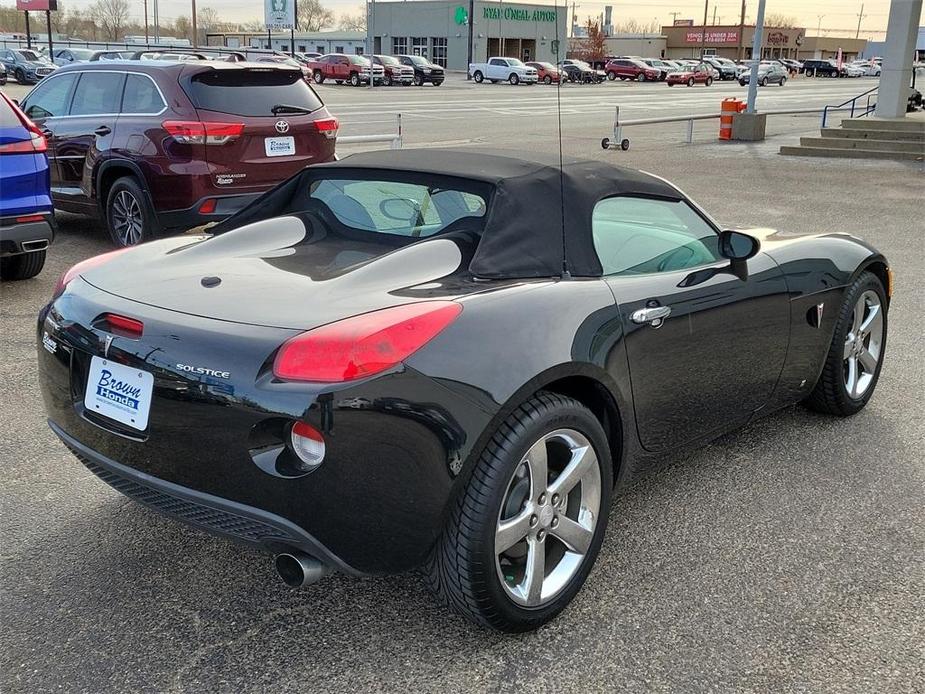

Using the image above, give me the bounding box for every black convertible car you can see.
[38,150,890,632]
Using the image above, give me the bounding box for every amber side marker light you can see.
[886,267,894,298]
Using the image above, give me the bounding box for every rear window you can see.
[187,70,323,116]
[309,179,487,238]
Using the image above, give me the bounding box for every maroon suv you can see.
[604,58,661,82]
[18,60,337,246]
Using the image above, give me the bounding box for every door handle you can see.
[94,126,112,137]
[631,306,672,326]
[40,128,53,137]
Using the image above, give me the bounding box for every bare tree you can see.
[763,13,798,27]
[89,0,131,41]
[339,10,367,32]
[298,0,335,32]
[612,18,660,34]
[579,18,607,62]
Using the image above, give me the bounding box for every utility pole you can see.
[855,3,865,39]
[368,0,374,89]
[737,0,745,60]
[816,14,824,36]
[669,11,680,25]
[24,11,31,49]
[570,2,580,38]
[144,0,149,44]
[700,0,708,57]
[45,9,52,57]
[191,0,197,47]
[746,0,766,112]
[466,0,474,77]
[712,6,717,25]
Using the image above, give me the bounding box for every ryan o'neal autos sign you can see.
[483,6,558,22]
[265,0,295,29]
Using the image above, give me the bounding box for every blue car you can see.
[0,90,54,280]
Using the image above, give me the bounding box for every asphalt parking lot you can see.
[1,74,923,693]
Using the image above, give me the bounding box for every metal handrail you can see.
[337,114,403,151]
[602,104,869,150]
[821,86,878,128]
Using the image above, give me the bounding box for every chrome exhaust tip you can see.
[21,239,49,252]
[274,551,330,588]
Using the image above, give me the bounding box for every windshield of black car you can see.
[378,55,399,66]
[187,70,322,116]
[16,50,42,62]
[308,178,488,238]
[409,56,431,66]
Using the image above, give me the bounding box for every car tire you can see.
[637,73,645,82]
[667,82,674,86]
[105,176,158,247]
[509,73,519,85]
[804,271,888,417]
[383,74,392,86]
[425,391,613,632]
[312,70,324,84]
[14,68,26,84]
[779,77,786,86]
[335,80,343,85]
[687,77,695,87]
[473,71,483,83]
[705,77,713,86]
[544,75,552,85]
[760,77,768,86]
[414,73,425,86]
[432,80,443,87]
[0,250,46,281]
[607,71,615,81]
[349,72,361,87]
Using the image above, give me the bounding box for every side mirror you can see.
[719,230,760,261]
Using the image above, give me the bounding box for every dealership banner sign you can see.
[685,30,739,44]
[15,0,58,10]
[265,0,295,30]
[483,6,558,22]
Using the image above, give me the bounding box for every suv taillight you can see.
[162,120,244,145]
[0,95,47,154]
[313,117,338,140]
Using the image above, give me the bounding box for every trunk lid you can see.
[78,216,488,330]
[182,66,335,190]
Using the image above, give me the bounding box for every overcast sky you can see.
[51,0,902,37]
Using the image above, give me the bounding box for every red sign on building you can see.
[685,30,739,44]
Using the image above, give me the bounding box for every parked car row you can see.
[309,53,444,86]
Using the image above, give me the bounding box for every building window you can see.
[431,37,447,67]
[392,36,408,54]
[355,46,364,54]
[316,45,325,53]
[335,45,344,53]
[411,36,428,57]
[298,45,306,52]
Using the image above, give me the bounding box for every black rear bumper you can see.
[51,420,362,575]
[0,212,55,256]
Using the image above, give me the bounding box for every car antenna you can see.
[555,0,570,280]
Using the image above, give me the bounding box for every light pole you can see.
[816,14,824,36]
[191,0,197,47]
[745,0,766,113]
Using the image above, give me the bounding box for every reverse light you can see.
[52,247,131,299]
[273,301,462,383]
[313,117,338,140]
[162,120,245,145]
[290,421,325,470]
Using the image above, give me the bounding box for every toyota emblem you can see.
[275,120,290,134]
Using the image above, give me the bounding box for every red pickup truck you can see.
[307,54,385,86]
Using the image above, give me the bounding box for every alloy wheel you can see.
[843,290,884,399]
[111,190,143,246]
[495,429,601,608]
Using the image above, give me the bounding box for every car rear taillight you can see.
[198,198,217,214]
[162,120,245,145]
[0,95,47,154]
[52,248,131,300]
[101,313,144,339]
[313,117,338,140]
[273,301,462,383]
[15,214,45,223]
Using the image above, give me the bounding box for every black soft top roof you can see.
[212,149,685,278]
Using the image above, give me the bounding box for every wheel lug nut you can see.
[551,517,559,528]
[551,493,560,506]
[530,514,538,527]
[538,493,547,505]
[537,529,546,541]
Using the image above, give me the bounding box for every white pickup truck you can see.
[468,57,538,85]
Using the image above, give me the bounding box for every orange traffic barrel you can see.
[719,97,743,140]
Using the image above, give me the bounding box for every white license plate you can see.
[84,356,154,431]
[265,136,295,157]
